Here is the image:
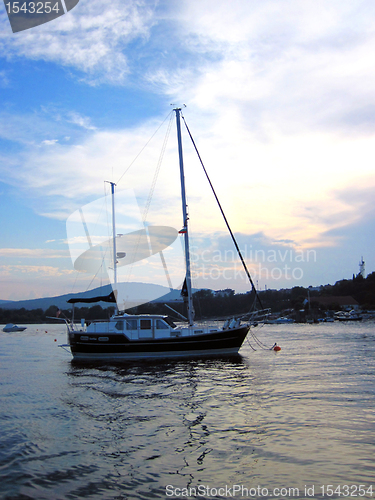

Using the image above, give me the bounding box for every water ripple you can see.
[0,323,374,499]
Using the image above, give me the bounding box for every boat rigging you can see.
[57,107,270,361]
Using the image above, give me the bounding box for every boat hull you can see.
[68,325,250,362]
[2,324,27,332]
[336,317,362,321]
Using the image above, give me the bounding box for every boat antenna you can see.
[181,112,264,310]
[174,107,195,325]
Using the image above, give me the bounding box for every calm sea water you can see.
[0,322,374,500]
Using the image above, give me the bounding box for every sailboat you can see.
[60,107,265,362]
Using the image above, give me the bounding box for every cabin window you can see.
[140,319,152,330]
[115,321,124,331]
[156,319,169,330]
[125,319,137,330]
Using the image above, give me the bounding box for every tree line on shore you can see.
[1,272,374,324]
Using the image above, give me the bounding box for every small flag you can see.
[179,227,187,234]
[181,278,188,297]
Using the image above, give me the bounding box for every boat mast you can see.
[107,181,118,312]
[174,107,194,326]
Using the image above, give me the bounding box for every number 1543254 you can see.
[5,2,60,14]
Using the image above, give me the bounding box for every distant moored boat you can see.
[2,323,27,332]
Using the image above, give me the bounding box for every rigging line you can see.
[160,250,173,291]
[115,110,174,186]
[142,112,174,223]
[248,326,275,350]
[246,335,257,351]
[252,330,272,349]
[181,113,264,310]
[69,268,80,297]
[79,208,93,248]
[250,331,267,349]
[122,113,174,287]
[85,259,106,291]
[79,184,112,294]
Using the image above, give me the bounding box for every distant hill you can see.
[0,283,184,311]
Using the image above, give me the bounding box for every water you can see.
[0,322,374,499]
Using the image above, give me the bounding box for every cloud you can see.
[144,1,375,135]
[0,248,77,299]
[0,70,10,87]
[0,0,157,84]
[0,107,89,146]
[67,112,97,130]
[187,229,320,291]
[0,248,69,258]
[0,264,74,277]
[41,139,59,146]
[0,263,77,300]
[0,111,187,220]
[1,0,375,290]
[1,105,375,253]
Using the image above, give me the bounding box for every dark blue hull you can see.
[69,325,250,362]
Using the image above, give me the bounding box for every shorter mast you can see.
[174,107,194,326]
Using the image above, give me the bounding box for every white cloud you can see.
[0,264,73,277]
[156,1,375,134]
[67,112,97,130]
[0,69,10,87]
[2,106,375,253]
[0,0,157,84]
[0,248,68,257]
[2,0,375,272]
[41,139,59,146]
[0,264,77,300]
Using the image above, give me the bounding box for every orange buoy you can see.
[273,345,281,352]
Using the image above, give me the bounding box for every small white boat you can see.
[335,310,362,322]
[2,323,27,332]
[265,317,294,324]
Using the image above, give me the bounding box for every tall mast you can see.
[110,182,117,287]
[106,181,117,312]
[174,107,194,326]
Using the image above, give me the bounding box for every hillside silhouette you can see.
[1,272,374,324]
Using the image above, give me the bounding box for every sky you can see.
[0,0,375,302]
